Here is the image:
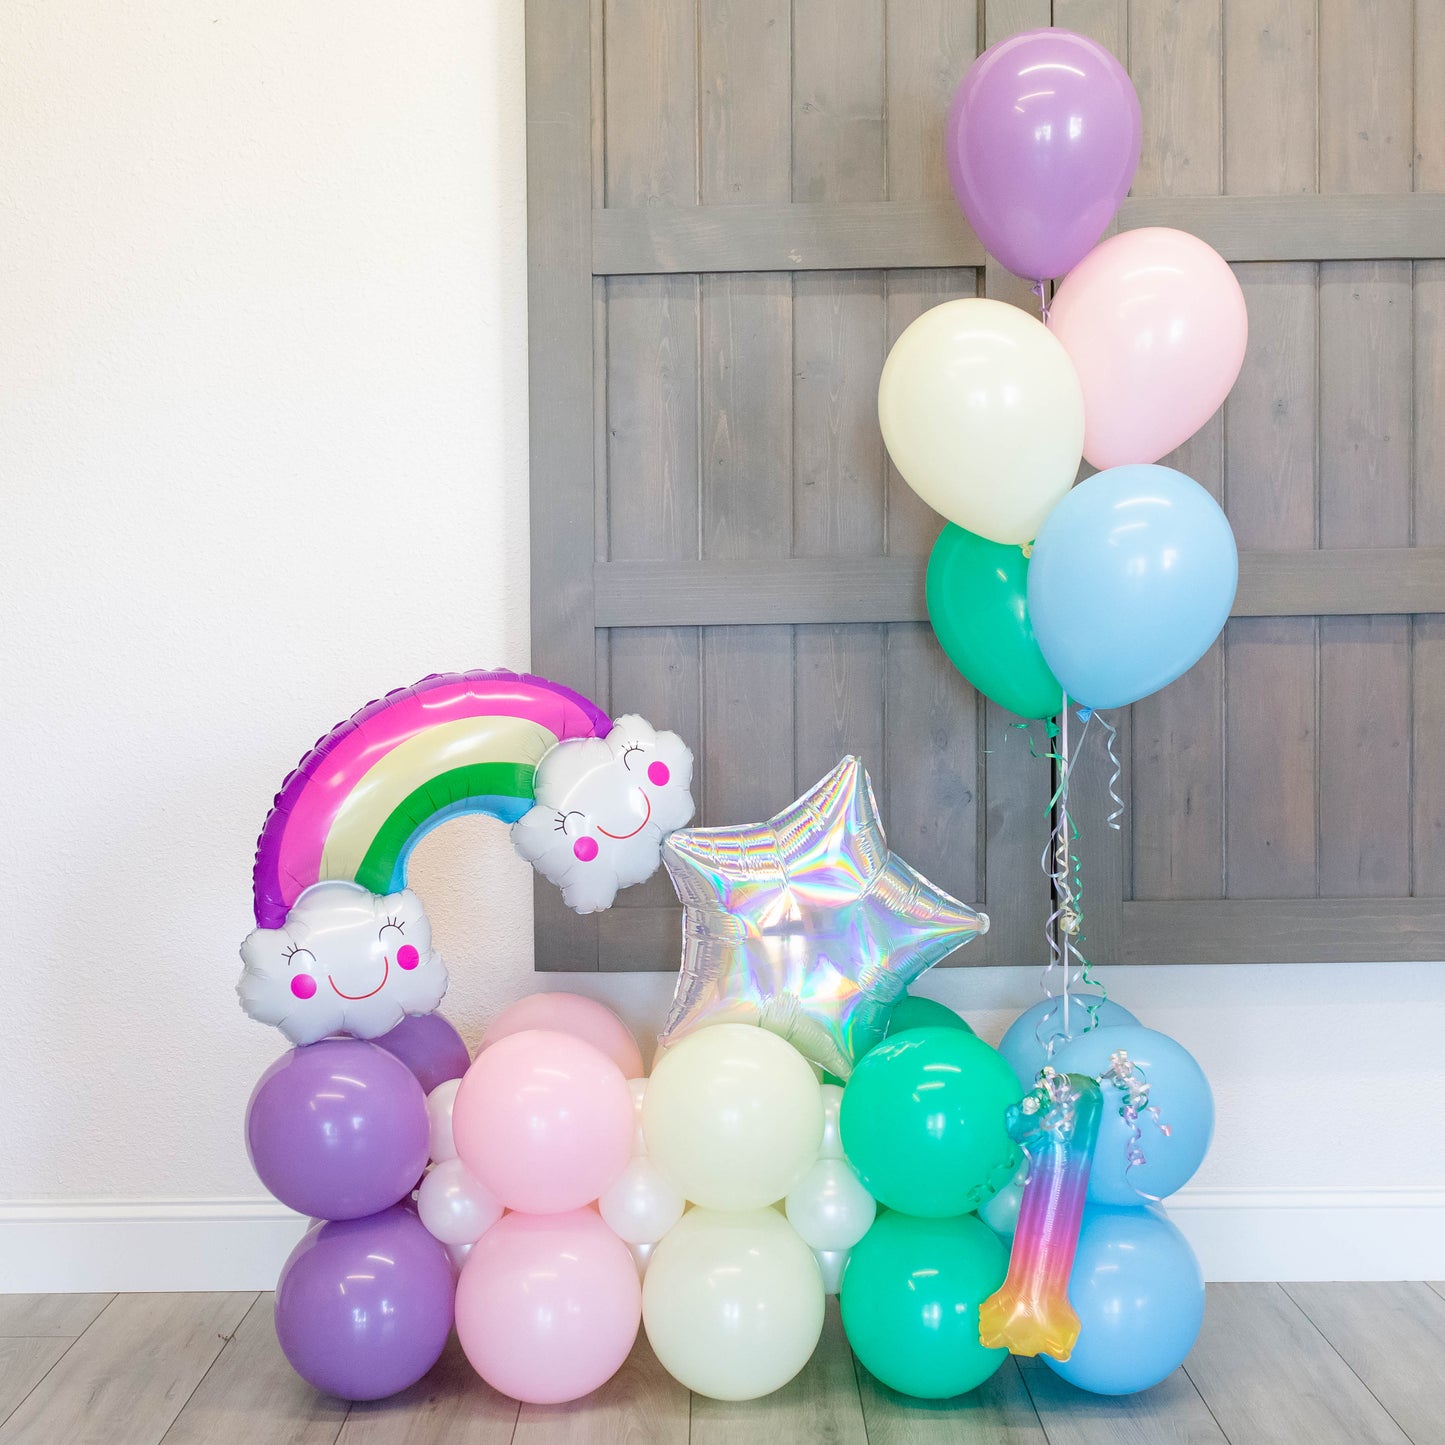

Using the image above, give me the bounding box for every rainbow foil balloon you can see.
[239,669,693,1044]
[978,1068,1102,1360]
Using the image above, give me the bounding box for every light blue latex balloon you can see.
[996,996,1139,1093]
[1050,1023,1213,1206]
[1042,1203,1204,1395]
[1027,465,1238,710]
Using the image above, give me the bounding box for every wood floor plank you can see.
[513,1328,687,1445]
[0,1292,255,1445]
[0,1339,72,1429]
[689,1300,863,1445]
[855,1354,1046,1445]
[1017,1356,1227,1445]
[1184,1283,1410,1445]
[0,1295,113,1338]
[337,1334,517,1445]
[1283,1282,1445,1445]
[161,1294,348,1445]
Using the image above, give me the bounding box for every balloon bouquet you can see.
[233,28,1231,1415]
[869,26,1234,1396]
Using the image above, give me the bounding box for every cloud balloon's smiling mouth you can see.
[329,956,391,1000]
[597,789,652,841]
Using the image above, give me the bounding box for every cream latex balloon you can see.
[642,1207,825,1401]
[878,298,1085,545]
[642,1025,823,1211]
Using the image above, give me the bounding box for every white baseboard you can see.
[0,1199,310,1294]
[3,1188,1443,1293]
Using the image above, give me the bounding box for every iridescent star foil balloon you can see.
[657,757,988,1079]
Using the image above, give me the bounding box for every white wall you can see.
[3,1,1442,1286]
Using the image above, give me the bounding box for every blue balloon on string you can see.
[1042,1203,1205,1396]
[1050,1023,1213,1205]
[996,996,1139,1093]
[1027,464,1238,710]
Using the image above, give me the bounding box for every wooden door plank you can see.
[0,1295,112,1338]
[599,0,704,937]
[337,1335,518,1445]
[161,1295,347,1445]
[0,1292,255,1445]
[513,1329,687,1445]
[1317,0,1414,904]
[790,1,888,820]
[1183,1283,1409,1445]
[0,1340,71,1432]
[528,0,601,971]
[689,1300,864,1445]
[1128,0,1225,912]
[589,194,1445,275]
[1284,1281,1445,1445]
[698,0,797,833]
[1016,1355,1227,1445]
[855,1353,1046,1445]
[883,0,978,207]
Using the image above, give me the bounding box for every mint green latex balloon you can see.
[926,523,1063,720]
[885,994,974,1038]
[840,1028,1022,1217]
[841,1210,1009,1399]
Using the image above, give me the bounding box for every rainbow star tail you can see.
[978,1285,1081,1361]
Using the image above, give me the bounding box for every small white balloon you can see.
[629,1240,655,1280]
[426,1078,461,1164]
[446,1240,473,1276]
[628,1076,648,1156]
[599,1156,685,1245]
[417,1156,504,1246]
[814,1248,848,1295]
[784,1157,876,1252]
[818,1084,845,1160]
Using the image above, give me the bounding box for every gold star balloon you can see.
[657,756,989,1078]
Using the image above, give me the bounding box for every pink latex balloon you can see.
[452,1029,633,1213]
[482,992,644,1079]
[455,1208,642,1404]
[1048,228,1248,470]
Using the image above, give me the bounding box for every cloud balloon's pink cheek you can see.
[573,836,600,863]
[290,974,318,1001]
[648,761,671,787]
[397,944,420,971]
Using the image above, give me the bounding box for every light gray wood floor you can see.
[1,1283,1443,1444]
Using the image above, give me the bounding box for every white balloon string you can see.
[1095,709,1125,831]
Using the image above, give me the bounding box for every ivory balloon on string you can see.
[878,299,1084,547]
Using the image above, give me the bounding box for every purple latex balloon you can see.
[371,1011,472,1095]
[275,1205,455,1400]
[246,1039,429,1220]
[946,29,1141,283]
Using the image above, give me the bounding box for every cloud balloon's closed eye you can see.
[512,714,695,914]
[237,880,447,1045]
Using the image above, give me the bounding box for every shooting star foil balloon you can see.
[657,757,988,1079]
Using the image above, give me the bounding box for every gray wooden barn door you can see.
[527,0,1445,973]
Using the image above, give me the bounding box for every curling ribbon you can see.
[978,1068,1103,1361]
[1100,1048,1173,1199]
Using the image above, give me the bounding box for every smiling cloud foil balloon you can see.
[239,880,447,1045]
[512,714,695,913]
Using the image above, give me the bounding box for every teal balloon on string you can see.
[926,524,1064,720]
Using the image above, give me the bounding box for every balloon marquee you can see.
[237,26,1230,1411]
